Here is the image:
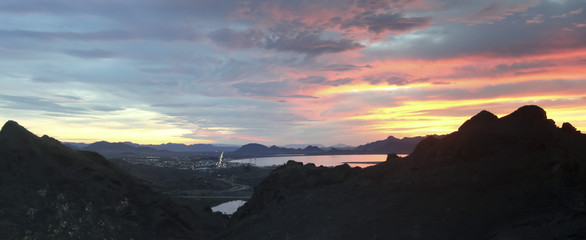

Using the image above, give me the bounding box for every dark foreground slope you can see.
[221,106,586,240]
[0,121,225,239]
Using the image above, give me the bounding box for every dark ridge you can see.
[222,106,586,239]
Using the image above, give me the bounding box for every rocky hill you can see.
[220,105,586,239]
[0,121,226,239]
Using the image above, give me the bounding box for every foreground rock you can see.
[0,121,226,239]
[220,105,586,239]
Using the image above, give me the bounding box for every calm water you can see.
[230,154,400,168]
[211,200,246,215]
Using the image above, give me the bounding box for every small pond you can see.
[211,200,247,215]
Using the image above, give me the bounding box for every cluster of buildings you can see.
[122,155,224,170]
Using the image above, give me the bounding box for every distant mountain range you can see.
[141,143,240,152]
[231,143,325,156]
[279,144,326,149]
[66,135,428,159]
[79,141,168,158]
[229,136,427,157]
[66,142,239,153]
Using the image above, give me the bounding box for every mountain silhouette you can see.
[0,121,224,239]
[127,143,239,152]
[221,105,586,239]
[81,141,167,158]
[354,135,429,154]
[232,143,324,156]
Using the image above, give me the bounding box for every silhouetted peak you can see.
[502,105,546,122]
[385,135,400,141]
[0,120,38,143]
[1,120,25,134]
[243,143,267,147]
[561,122,579,133]
[303,145,323,151]
[458,110,498,131]
[2,120,19,128]
[234,143,270,153]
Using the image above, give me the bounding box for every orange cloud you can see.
[268,46,586,140]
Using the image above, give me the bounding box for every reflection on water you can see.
[212,200,246,215]
[231,154,404,168]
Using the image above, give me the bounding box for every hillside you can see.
[0,121,226,239]
[220,105,586,239]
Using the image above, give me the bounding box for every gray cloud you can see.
[31,77,65,83]
[298,76,356,86]
[284,94,319,99]
[232,80,295,97]
[0,28,201,42]
[324,78,355,86]
[341,11,432,34]
[0,94,85,114]
[364,11,586,60]
[63,49,118,59]
[207,28,264,49]
[91,105,125,112]
[363,72,420,85]
[322,64,372,72]
[263,21,364,55]
[445,60,552,79]
[298,76,328,84]
[208,21,364,56]
[451,1,539,25]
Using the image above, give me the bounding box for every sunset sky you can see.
[1,0,585,146]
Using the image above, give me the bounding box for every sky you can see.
[0,0,585,146]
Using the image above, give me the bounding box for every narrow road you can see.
[174,195,251,199]
[168,178,252,199]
